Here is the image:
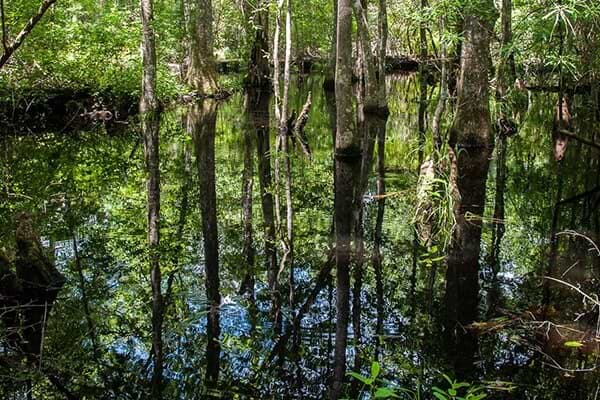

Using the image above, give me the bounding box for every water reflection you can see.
[187,99,221,390]
[0,75,599,399]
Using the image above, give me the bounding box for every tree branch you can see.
[0,0,58,70]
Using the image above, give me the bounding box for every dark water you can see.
[1,73,600,399]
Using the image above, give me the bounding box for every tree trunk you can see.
[432,16,448,150]
[486,135,507,318]
[0,0,58,70]
[240,93,256,300]
[376,0,388,106]
[187,0,219,94]
[496,0,514,98]
[373,117,387,360]
[140,0,163,396]
[251,87,279,320]
[330,0,359,396]
[245,0,270,88]
[324,0,338,89]
[188,100,221,389]
[444,0,496,381]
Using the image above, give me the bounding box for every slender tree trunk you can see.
[353,0,378,106]
[487,135,507,318]
[251,88,279,320]
[240,94,256,300]
[324,0,338,89]
[330,0,359,396]
[273,0,294,320]
[432,16,448,151]
[373,117,386,360]
[0,0,58,70]
[187,0,219,94]
[188,100,221,389]
[140,0,163,396]
[496,0,514,99]
[376,0,387,106]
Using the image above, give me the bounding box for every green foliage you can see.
[347,362,489,400]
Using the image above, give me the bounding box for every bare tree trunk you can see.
[496,0,514,99]
[487,135,507,318]
[373,117,386,360]
[432,16,448,150]
[187,0,219,94]
[250,88,279,305]
[353,0,377,106]
[330,0,358,397]
[324,0,338,89]
[444,0,496,381]
[245,0,270,88]
[273,0,294,320]
[240,94,256,300]
[188,100,221,389]
[140,0,163,396]
[0,0,57,70]
[377,0,388,106]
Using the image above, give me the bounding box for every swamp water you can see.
[1,73,599,399]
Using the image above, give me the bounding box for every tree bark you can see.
[444,0,496,381]
[245,0,270,88]
[373,117,386,360]
[140,0,163,396]
[376,0,387,106]
[330,0,359,396]
[250,88,279,321]
[496,0,514,99]
[240,93,256,300]
[0,0,58,70]
[188,100,221,389]
[187,0,219,94]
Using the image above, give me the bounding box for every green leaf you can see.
[374,387,398,398]
[564,341,584,348]
[347,371,370,385]
[433,392,448,400]
[371,361,381,380]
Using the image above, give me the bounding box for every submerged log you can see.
[0,213,66,360]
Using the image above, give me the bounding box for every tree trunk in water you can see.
[496,0,514,99]
[187,0,219,94]
[377,0,388,106]
[432,16,448,151]
[273,0,294,320]
[353,0,378,107]
[240,93,256,300]
[140,0,163,396]
[444,0,496,381]
[251,88,279,321]
[188,100,221,389]
[487,135,507,318]
[245,0,270,88]
[373,117,387,360]
[324,0,338,89]
[330,0,359,396]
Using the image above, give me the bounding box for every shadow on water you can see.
[1,73,600,399]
